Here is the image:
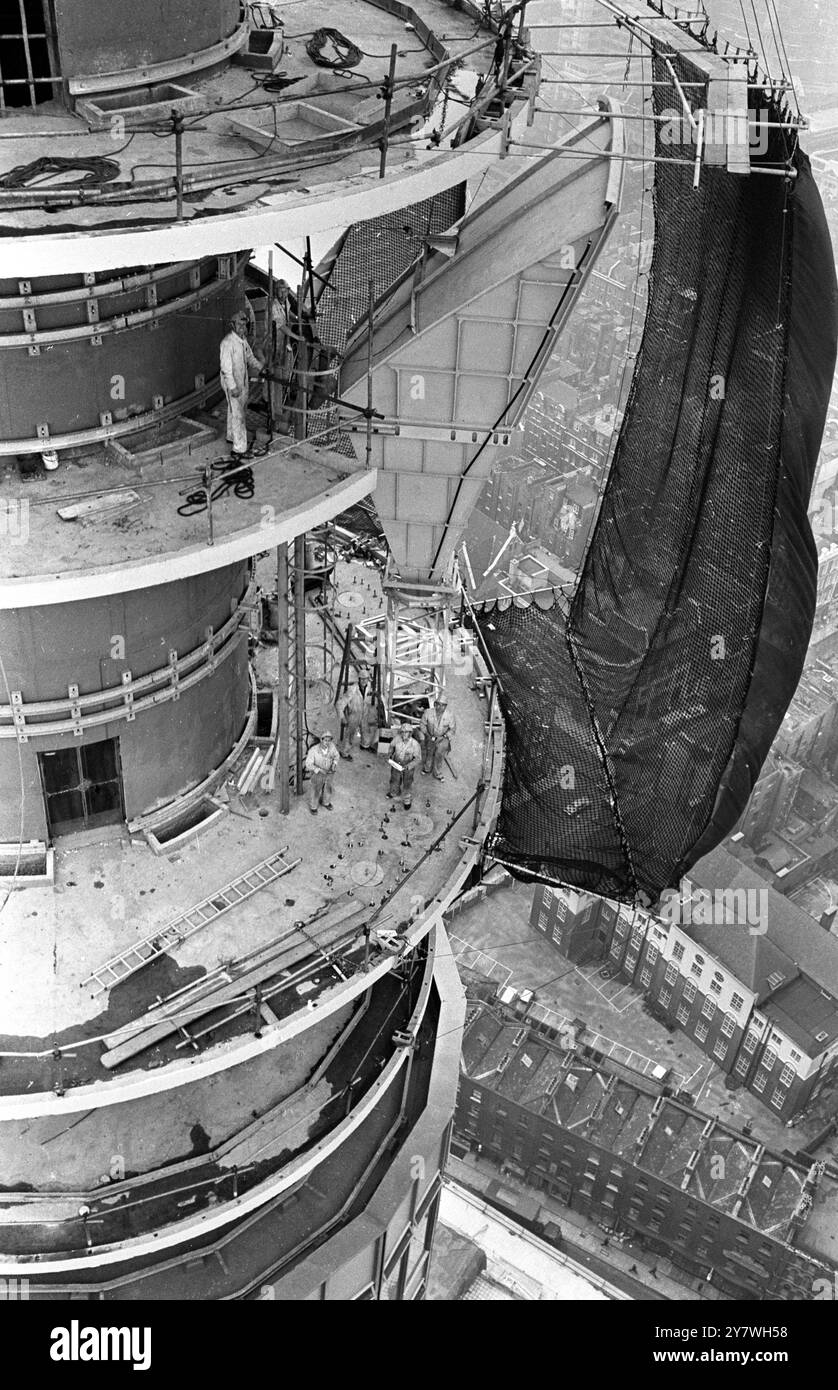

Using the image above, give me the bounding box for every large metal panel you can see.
[339,110,624,582]
[52,0,240,79]
[0,256,247,448]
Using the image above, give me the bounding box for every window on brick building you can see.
[753,1073,767,1093]
[720,1015,736,1037]
[713,1040,727,1061]
[779,1064,795,1086]
[665,963,678,985]
[701,998,716,1020]
[762,1049,777,1071]
[676,1006,690,1025]
[640,968,652,987]
[695,1022,709,1042]
[660,988,672,1008]
[771,1089,785,1108]
[683,981,697,1003]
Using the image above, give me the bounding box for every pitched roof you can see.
[691,845,838,996]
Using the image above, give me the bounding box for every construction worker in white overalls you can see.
[337,668,379,759]
[219,310,263,457]
[419,692,456,781]
[305,731,339,814]
[387,724,422,809]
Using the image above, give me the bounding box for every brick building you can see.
[455,1003,837,1300]
[530,844,838,1121]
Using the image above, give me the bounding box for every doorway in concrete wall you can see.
[38,739,125,838]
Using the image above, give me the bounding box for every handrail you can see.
[0,584,253,739]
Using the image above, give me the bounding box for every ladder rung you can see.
[85,850,300,992]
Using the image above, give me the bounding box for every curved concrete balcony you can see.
[0,436,374,608]
[0,0,539,276]
[0,925,463,1296]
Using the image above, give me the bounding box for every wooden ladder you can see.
[81,848,301,995]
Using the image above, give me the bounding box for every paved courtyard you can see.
[448,881,810,1157]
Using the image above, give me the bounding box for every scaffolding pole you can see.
[276,541,290,814]
[294,533,306,794]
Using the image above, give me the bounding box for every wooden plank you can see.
[57,490,141,520]
[100,902,366,1069]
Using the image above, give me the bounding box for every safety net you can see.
[473,44,838,906]
[305,185,466,458]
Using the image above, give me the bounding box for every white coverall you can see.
[419,705,456,778]
[305,739,339,811]
[388,732,422,807]
[219,329,261,454]
[337,681,378,756]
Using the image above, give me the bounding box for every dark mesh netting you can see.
[316,186,466,352]
[307,186,466,457]
[474,44,838,906]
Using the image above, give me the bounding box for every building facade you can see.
[455,1004,837,1300]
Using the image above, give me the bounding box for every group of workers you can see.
[219,279,338,459]
[304,678,457,814]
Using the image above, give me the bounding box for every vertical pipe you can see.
[365,277,375,471]
[379,44,398,178]
[386,590,396,726]
[277,542,290,814]
[172,110,185,221]
[266,248,274,440]
[294,280,308,443]
[205,465,214,546]
[294,532,306,794]
[305,237,317,320]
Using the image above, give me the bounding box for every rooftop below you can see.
[462,1002,836,1264]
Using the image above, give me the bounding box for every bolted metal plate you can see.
[351,860,384,886]
[403,812,434,841]
[337,590,365,610]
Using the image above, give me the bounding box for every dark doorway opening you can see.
[39,739,125,837]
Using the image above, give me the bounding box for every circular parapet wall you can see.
[0,254,248,455]
[0,561,251,841]
[13,0,244,104]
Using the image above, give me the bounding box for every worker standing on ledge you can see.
[305,731,339,814]
[420,692,456,781]
[387,723,422,809]
[337,667,378,759]
[220,310,264,458]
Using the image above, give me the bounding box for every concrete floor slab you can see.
[0,588,489,1103]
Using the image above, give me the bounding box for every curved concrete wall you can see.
[0,561,250,838]
[52,0,241,80]
[0,258,246,444]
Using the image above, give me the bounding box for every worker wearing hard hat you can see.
[387,723,422,809]
[305,730,339,813]
[336,668,378,759]
[419,692,456,781]
[219,310,264,457]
